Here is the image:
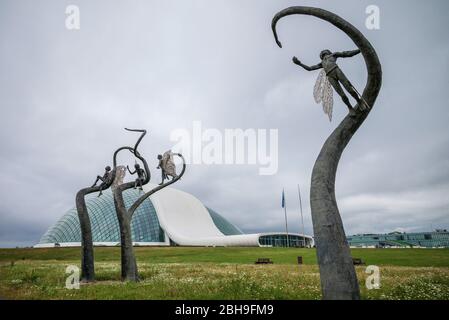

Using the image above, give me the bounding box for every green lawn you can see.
[2,247,449,267]
[1,247,449,300]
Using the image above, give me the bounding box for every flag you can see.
[281,189,285,208]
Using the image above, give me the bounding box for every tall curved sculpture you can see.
[272,6,382,299]
[76,164,117,282]
[112,129,186,281]
[112,128,151,281]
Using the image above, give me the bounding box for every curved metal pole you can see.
[76,171,116,282]
[113,146,134,168]
[76,185,102,282]
[272,6,382,300]
[111,128,151,282]
[76,128,149,283]
[112,129,151,184]
[124,128,147,156]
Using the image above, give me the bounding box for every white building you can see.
[35,184,313,248]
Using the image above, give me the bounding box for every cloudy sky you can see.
[0,0,448,247]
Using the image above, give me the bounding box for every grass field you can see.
[1,247,449,300]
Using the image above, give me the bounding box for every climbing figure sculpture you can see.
[293,49,370,121]
[126,163,146,190]
[91,166,113,196]
[157,150,179,185]
[78,164,116,281]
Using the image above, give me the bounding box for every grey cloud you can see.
[0,0,448,247]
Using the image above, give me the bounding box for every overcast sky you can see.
[0,0,448,247]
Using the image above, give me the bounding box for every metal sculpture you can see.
[111,128,150,281]
[157,150,179,185]
[293,49,370,120]
[76,167,116,282]
[272,6,382,299]
[112,129,186,281]
[127,163,146,190]
[91,166,113,196]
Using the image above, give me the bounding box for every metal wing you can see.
[111,165,126,190]
[162,150,177,176]
[321,76,334,121]
[313,70,334,122]
[162,150,170,160]
[313,69,326,103]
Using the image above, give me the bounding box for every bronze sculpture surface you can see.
[272,6,382,299]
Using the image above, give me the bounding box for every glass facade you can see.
[39,189,164,244]
[347,230,449,248]
[259,234,312,247]
[38,190,243,245]
[207,207,243,235]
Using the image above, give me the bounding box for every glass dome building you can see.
[38,189,168,246]
[36,184,313,248]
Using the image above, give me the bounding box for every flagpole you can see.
[297,184,306,248]
[282,189,290,247]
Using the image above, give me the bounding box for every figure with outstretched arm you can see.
[126,163,146,190]
[292,49,368,118]
[272,5,382,300]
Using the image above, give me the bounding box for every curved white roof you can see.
[35,183,313,248]
[145,184,313,247]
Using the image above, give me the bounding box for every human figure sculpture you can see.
[156,155,167,185]
[77,164,116,281]
[126,163,146,190]
[157,150,179,185]
[293,49,369,120]
[91,166,113,196]
[111,129,186,282]
[272,6,382,300]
